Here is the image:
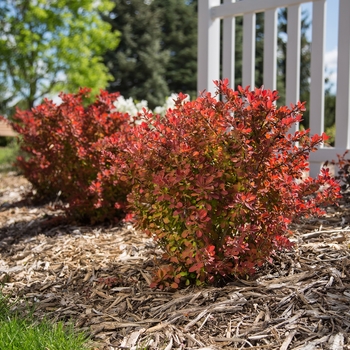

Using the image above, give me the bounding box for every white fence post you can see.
[308,0,326,177]
[197,0,221,96]
[335,0,350,150]
[263,9,278,91]
[285,4,301,135]
[223,0,236,89]
[242,13,256,88]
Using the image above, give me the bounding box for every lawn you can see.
[0,292,91,350]
[0,139,19,171]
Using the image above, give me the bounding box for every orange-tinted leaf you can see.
[198,209,207,220]
[188,262,204,273]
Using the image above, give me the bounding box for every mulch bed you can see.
[0,171,349,350]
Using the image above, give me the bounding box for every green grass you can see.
[0,139,19,170]
[0,293,92,350]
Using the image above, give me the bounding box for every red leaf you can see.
[196,230,203,238]
[198,209,207,220]
[189,262,204,273]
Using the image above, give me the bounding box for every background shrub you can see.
[11,88,131,223]
[325,150,350,195]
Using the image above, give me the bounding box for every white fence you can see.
[197,0,350,177]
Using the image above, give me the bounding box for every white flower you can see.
[135,100,149,111]
[112,96,137,116]
[113,93,190,119]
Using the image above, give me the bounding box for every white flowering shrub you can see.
[112,96,149,117]
[112,93,190,119]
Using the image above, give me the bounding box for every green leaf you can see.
[0,0,120,111]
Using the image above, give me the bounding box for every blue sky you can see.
[302,0,339,52]
[302,0,339,92]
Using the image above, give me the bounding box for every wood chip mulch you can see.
[0,171,349,350]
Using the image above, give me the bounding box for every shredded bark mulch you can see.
[0,171,349,350]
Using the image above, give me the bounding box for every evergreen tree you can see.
[229,13,267,89]
[103,0,170,109]
[151,0,198,99]
[255,13,265,88]
[277,8,337,134]
[277,8,311,127]
[324,82,336,145]
[233,16,243,88]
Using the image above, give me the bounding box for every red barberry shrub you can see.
[325,150,350,196]
[11,88,132,223]
[117,80,340,289]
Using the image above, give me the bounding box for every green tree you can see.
[324,83,336,145]
[151,0,198,99]
[255,13,265,88]
[227,13,269,89]
[0,0,120,115]
[103,0,170,109]
[277,8,311,127]
[277,8,337,135]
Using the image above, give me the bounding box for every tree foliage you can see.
[230,13,264,89]
[0,0,120,114]
[277,8,311,126]
[9,88,131,223]
[103,0,198,108]
[152,0,198,99]
[277,8,336,133]
[102,0,170,109]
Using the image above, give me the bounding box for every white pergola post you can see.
[223,0,236,89]
[197,0,221,96]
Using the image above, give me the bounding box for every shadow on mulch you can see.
[0,194,123,254]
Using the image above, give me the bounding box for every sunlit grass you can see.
[0,139,19,171]
[0,293,92,350]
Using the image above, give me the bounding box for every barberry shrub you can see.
[11,88,132,223]
[325,150,350,195]
[115,80,340,289]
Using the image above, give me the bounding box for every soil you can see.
[0,171,349,350]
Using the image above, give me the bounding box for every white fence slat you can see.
[211,0,323,19]
[242,12,256,88]
[335,0,350,149]
[286,4,301,134]
[197,0,221,96]
[263,9,277,91]
[309,0,326,136]
[223,0,236,88]
[308,0,326,177]
[307,147,347,163]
